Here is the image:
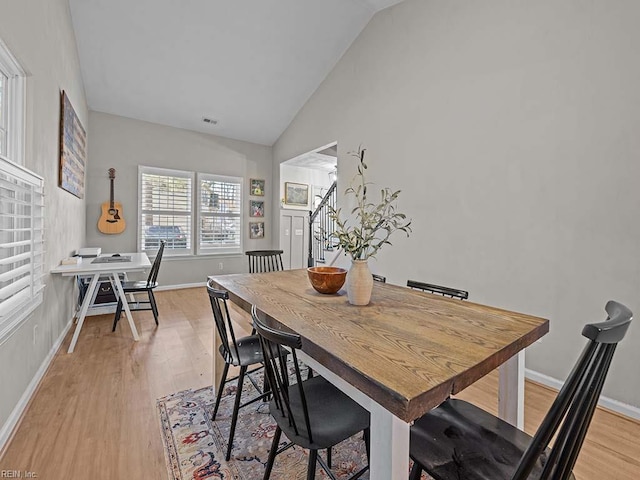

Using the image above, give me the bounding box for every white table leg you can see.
[369,402,410,480]
[297,351,410,480]
[499,350,525,429]
[68,273,100,353]
[111,272,140,341]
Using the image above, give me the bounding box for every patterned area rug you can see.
[157,370,371,480]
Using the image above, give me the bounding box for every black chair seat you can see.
[112,240,165,332]
[121,280,159,291]
[410,301,632,480]
[253,305,370,479]
[219,334,263,367]
[271,375,370,451]
[411,399,574,480]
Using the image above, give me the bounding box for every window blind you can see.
[0,157,44,339]
[198,174,242,254]
[139,166,193,254]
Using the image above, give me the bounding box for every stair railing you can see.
[307,181,337,267]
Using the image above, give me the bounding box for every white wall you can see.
[0,0,88,440]
[274,0,640,407]
[85,112,273,284]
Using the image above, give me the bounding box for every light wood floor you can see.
[1,287,638,479]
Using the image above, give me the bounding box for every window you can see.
[0,158,45,340]
[139,167,193,255]
[198,174,242,254]
[0,37,26,165]
[139,167,244,256]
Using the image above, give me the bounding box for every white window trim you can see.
[0,37,26,165]
[196,173,243,255]
[138,165,195,256]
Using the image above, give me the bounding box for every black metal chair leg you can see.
[363,428,370,462]
[307,449,318,480]
[263,426,281,480]
[225,365,247,461]
[212,363,230,420]
[409,461,422,480]
[326,447,332,468]
[148,290,159,325]
[112,300,123,332]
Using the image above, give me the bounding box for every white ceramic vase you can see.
[346,259,373,306]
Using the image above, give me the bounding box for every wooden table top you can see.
[208,269,549,422]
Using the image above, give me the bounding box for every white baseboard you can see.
[0,315,74,453]
[526,368,640,421]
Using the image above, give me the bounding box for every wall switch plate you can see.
[218,262,224,271]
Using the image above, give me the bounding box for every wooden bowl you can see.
[307,266,347,294]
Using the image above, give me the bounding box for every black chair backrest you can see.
[252,305,315,443]
[206,280,241,364]
[407,279,468,300]
[246,250,284,273]
[147,240,166,286]
[512,300,632,480]
[372,274,386,283]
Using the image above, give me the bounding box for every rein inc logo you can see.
[1,472,37,478]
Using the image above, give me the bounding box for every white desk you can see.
[51,253,151,353]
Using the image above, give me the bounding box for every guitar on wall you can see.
[97,168,126,234]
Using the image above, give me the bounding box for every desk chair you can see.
[208,282,269,461]
[407,279,468,300]
[409,300,633,480]
[112,241,165,331]
[252,305,370,480]
[246,250,284,273]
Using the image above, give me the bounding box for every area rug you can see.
[157,370,372,480]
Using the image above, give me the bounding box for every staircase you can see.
[307,181,337,267]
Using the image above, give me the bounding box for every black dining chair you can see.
[112,240,165,331]
[406,279,468,300]
[246,250,284,273]
[252,305,370,480]
[409,300,633,480]
[207,281,270,461]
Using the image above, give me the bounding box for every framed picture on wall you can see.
[284,182,309,206]
[250,200,264,217]
[249,221,265,239]
[250,178,265,196]
[59,91,86,198]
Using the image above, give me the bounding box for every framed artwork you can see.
[249,221,265,239]
[250,200,264,217]
[59,91,86,198]
[250,178,265,196]
[284,182,309,206]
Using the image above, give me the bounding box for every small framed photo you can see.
[250,200,264,217]
[284,182,309,206]
[249,221,265,239]
[250,178,265,196]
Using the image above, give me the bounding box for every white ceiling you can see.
[69,0,405,146]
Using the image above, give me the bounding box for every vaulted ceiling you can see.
[69,0,405,146]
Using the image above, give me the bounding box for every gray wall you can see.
[0,0,88,434]
[273,0,640,407]
[85,112,273,285]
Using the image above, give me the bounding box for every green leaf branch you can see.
[328,147,412,260]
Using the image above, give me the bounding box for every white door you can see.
[280,209,308,269]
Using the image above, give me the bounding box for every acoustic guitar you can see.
[97,168,126,234]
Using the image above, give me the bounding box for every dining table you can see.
[207,269,549,480]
